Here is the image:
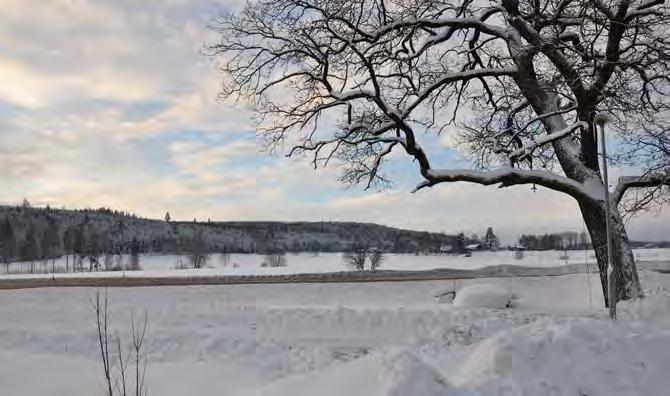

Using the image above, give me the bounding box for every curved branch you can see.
[404,67,518,116]
[414,166,601,202]
[372,17,509,41]
[508,121,586,162]
[613,172,670,203]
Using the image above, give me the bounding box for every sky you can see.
[0,0,667,243]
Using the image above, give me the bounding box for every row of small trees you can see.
[518,232,590,251]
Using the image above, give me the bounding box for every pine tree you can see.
[22,224,41,273]
[129,237,141,271]
[455,232,466,253]
[0,217,16,272]
[484,227,500,251]
[42,219,61,273]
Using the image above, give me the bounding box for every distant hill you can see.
[0,205,458,263]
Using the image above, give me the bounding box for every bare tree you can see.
[209,0,670,307]
[369,250,384,272]
[262,252,288,267]
[130,310,149,396]
[188,229,210,269]
[343,250,367,271]
[92,291,149,396]
[115,335,128,396]
[93,290,114,396]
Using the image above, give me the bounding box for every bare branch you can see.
[613,171,670,203]
[509,121,586,162]
[414,166,601,202]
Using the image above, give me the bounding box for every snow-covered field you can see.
[3,248,670,278]
[2,271,670,395]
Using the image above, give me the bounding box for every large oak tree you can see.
[209,0,670,307]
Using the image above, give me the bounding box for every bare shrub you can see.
[263,253,287,268]
[343,251,367,272]
[92,290,149,396]
[188,229,210,269]
[369,250,384,272]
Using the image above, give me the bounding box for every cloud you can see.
[0,0,666,244]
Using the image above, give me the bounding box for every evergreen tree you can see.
[484,227,500,251]
[129,237,141,271]
[0,217,16,272]
[42,219,61,272]
[455,232,466,253]
[22,224,41,273]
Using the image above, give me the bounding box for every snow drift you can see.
[453,283,515,309]
[455,318,670,395]
[258,351,451,396]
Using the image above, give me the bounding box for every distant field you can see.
[1,256,669,290]
[2,248,669,278]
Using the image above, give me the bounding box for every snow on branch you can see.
[371,17,509,41]
[508,121,587,162]
[613,172,670,203]
[404,67,518,116]
[413,167,601,202]
[331,89,378,102]
[626,0,666,20]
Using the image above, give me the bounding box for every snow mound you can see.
[618,287,670,324]
[455,318,670,395]
[258,350,450,396]
[380,352,452,396]
[453,283,514,308]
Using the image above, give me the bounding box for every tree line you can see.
[0,204,463,273]
[518,232,590,251]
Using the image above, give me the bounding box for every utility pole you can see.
[595,114,616,320]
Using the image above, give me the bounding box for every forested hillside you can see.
[0,204,458,264]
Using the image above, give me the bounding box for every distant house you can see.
[465,243,483,251]
[438,244,454,254]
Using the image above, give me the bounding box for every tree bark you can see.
[579,199,642,307]
[510,61,643,308]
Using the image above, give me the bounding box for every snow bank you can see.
[260,316,670,396]
[453,283,514,309]
[3,271,670,396]
[455,318,670,395]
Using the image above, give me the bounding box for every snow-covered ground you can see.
[3,248,670,278]
[2,270,670,395]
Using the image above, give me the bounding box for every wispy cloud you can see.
[0,0,666,242]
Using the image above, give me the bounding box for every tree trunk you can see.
[579,199,642,307]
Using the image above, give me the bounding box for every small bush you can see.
[343,251,367,271]
[369,250,384,272]
[263,253,287,267]
[92,290,149,396]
